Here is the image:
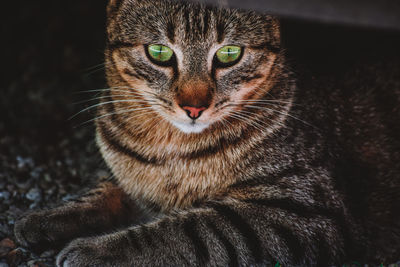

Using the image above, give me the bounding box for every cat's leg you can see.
[14,181,151,248]
[56,193,353,266]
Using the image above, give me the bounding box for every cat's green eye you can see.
[216,45,242,65]
[147,44,174,63]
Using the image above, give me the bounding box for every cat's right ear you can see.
[107,0,123,17]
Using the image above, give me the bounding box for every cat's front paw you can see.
[14,211,53,247]
[56,238,97,267]
[56,235,131,267]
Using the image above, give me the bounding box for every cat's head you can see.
[104,0,286,135]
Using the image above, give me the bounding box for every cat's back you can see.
[332,60,400,262]
[285,23,400,260]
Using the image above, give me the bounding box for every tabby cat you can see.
[14,0,400,266]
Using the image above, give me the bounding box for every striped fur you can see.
[15,0,400,266]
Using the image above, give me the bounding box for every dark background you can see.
[1,1,400,266]
[196,0,400,30]
[0,1,110,266]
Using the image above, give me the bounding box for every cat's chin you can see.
[170,121,211,134]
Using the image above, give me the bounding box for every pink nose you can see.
[181,106,207,120]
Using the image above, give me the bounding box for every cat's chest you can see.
[97,132,246,210]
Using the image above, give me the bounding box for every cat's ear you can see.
[107,0,124,16]
[268,17,282,51]
[106,0,125,40]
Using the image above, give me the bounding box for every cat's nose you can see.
[180,105,207,120]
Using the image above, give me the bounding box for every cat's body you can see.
[14,0,400,266]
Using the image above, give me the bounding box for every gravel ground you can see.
[0,1,109,266]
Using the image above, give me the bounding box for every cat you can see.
[14,0,400,266]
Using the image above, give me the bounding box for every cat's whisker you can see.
[153,104,174,113]
[105,86,161,98]
[83,62,107,72]
[81,62,111,76]
[241,104,316,128]
[228,112,266,132]
[229,107,286,134]
[250,112,286,129]
[252,86,272,98]
[213,103,238,113]
[74,89,137,99]
[230,114,264,133]
[74,94,159,105]
[134,115,160,131]
[76,86,131,93]
[112,109,158,130]
[84,67,107,77]
[219,116,235,130]
[70,99,162,120]
[233,99,294,105]
[240,113,270,132]
[78,107,157,126]
[76,87,147,96]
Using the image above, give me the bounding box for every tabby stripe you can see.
[205,220,239,267]
[143,199,163,213]
[100,88,155,143]
[125,58,154,83]
[202,9,210,36]
[98,96,164,166]
[184,139,224,159]
[182,216,210,265]
[176,251,191,266]
[107,41,135,52]
[272,165,309,181]
[98,121,161,165]
[101,90,125,125]
[132,68,153,83]
[183,10,191,38]
[228,177,266,190]
[69,198,85,204]
[181,127,248,160]
[126,229,143,253]
[270,224,305,264]
[122,69,141,80]
[243,198,337,219]
[315,232,331,266]
[216,22,225,43]
[141,226,153,246]
[210,203,263,263]
[228,165,308,190]
[166,20,176,43]
[233,74,263,85]
[245,198,352,260]
[312,184,329,205]
[249,43,281,54]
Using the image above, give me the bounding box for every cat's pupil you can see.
[216,45,242,65]
[147,44,174,63]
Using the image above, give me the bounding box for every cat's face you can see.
[105,0,281,134]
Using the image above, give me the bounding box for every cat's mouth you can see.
[170,120,211,134]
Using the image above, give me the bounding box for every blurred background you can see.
[0,0,399,266]
[0,1,110,266]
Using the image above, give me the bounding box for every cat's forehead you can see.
[114,0,278,47]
